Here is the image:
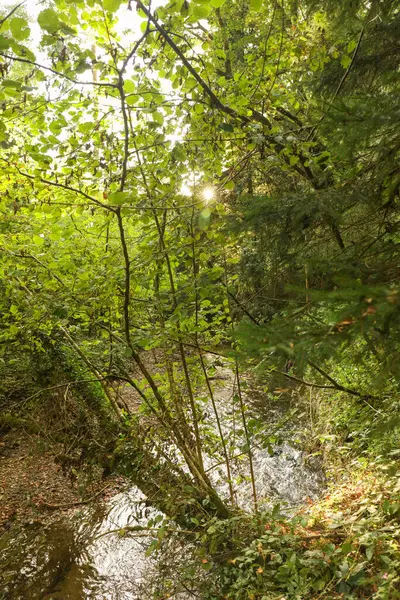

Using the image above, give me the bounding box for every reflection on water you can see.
[0,362,325,599]
[88,489,161,599]
[0,489,161,600]
[1,520,93,599]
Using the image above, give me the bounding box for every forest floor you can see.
[0,430,126,531]
[0,351,179,533]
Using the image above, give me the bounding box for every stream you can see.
[0,362,325,599]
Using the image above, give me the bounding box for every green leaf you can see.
[219,122,233,132]
[1,79,21,89]
[109,191,129,205]
[341,55,352,69]
[9,304,18,316]
[250,0,262,10]
[124,80,135,94]
[182,77,197,92]
[192,4,211,19]
[104,0,124,12]
[10,17,30,41]
[313,579,326,591]
[49,121,63,135]
[0,120,6,142]
[365,545,374,560]
[59,23,76,36]
[0,35,10,50]
[152,111,164,126]
[126,94,139,106]
[33,235,45,245]
[38,9,61,34]
[78,121,94,134]
[210,0,227,6]
[11,41,36,61]
[347,40,357,53]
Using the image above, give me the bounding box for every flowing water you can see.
[204,358,325,509]
[0,489,163,599]
[0,362,325,599]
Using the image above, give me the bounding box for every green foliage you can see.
[0,0,399,593]
[151,461,400,599]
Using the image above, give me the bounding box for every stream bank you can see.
[0,361,325,599]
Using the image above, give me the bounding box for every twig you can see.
[41,483,113,510]
[4,161,115,211]
[0,52,117,88]
[93,525,195,541]
[276,364,382,411]
[0,1,26,28]
[273,369,339,391]
[21,378,116,404]
[307,360,369,398]
[308,19,371,138]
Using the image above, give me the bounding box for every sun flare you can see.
[202,187,215,203]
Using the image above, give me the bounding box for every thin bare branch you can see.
[0,1,26,28]
[0,52,117,88]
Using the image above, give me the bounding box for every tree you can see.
[1,0,399,528]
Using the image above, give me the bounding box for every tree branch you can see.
[135,1,317,184]
[307,360,364,397]
[274,369,339,390]
[0,52,117,88]
[0,1,26,28]
[8,162,115,211]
